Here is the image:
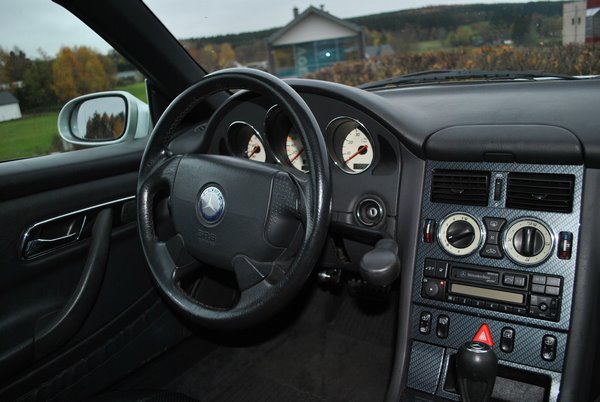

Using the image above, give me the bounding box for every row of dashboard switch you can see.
[417,312,556,361]
[419,311,516,354]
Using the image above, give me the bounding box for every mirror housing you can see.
[58,91,151,146]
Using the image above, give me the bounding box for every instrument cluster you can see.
[225,105,375,174]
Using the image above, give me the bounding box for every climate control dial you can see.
[503,218,553,266]
[438,213,482,257]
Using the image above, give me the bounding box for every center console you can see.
[406,161,582,401]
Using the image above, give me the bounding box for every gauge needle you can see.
[290,148,304,163]
[345,145,368,162]
[247,145,260,159]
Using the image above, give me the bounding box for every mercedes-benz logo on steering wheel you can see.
[198,185,225,225]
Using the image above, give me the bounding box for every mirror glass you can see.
[71,97,127,140]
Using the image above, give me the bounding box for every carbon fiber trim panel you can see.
[411,306,566,372]
[412,162,581,372]
[436,348,562,401]
[406,341,445,394]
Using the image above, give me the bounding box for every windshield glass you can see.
[145,0,600,86]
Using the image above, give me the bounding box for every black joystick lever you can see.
[456,341,498,402]
[359,239,400,286]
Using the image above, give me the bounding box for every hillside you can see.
[183,2,564,66]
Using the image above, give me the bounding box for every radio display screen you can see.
[450,283,525,304]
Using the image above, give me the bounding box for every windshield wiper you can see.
[358,69,581,90]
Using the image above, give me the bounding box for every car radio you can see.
[421,258,563,322]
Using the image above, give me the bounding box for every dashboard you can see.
[201,77,600,402]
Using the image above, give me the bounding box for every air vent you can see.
[431,170,490,206]
[506,173,575,213]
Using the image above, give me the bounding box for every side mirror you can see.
[58,91,151,146]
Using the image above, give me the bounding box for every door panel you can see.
[0,141,190,400]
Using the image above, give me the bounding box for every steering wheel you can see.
[137,68,331,330]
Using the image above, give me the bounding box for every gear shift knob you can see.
[456,341,498,402]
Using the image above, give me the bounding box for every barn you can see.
[0,91,22,122]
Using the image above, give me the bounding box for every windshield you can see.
[145,0,600,86]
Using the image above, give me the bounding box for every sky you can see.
[0,0,559,57]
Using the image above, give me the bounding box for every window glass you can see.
[0,0,145,163]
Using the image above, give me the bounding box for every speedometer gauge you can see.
[286,131,308,172]
[341,128,373,173]
[326,117,374,174]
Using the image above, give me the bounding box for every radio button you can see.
[503,275,515,286]
[532,275,547,285]
[435,261,449,279]
[513,275,527,288]
[545,286,560,296]
[471,299,485,308]
[546,277,561,287]
[498,304,512,314]
[422,278,445,300]
[500,327,515,353]
[514,307,526,315]
[539,303,549,312]
[424,259,437,278]
[531,284,545,294]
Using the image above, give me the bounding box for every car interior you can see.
[1,1,600,402]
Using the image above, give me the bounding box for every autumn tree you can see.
[52,47,79,102]
[218,43,236,68]
[51,46,116,103]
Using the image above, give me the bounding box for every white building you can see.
[0,91,22,122]
[267,6,364,77]
[563,1,587,44]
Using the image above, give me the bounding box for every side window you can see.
[0,1,146,163]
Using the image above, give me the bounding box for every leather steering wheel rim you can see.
[137,68,331,330]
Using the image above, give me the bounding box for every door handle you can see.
[23,215,86,259]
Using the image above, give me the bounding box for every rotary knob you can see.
[438,213,482,256]
[504,218,553,266]
[447,220,476,248]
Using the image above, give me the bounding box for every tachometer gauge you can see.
[245,134,266,162]
[341,128,373,173]
[286,131,308,172]
[326,117,374,174]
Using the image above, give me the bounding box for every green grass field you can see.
[0,81,147,162]
[0,112,60,161]
[115,81,147,102]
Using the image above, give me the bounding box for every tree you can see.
[218,43,236,68]
[0,47,31,83]
[51,46,116,103]
[17,59,58,111]
[52,47,80,103]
